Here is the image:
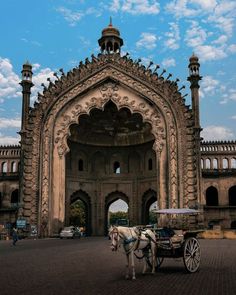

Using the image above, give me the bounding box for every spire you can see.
[187,53,202,128]
[98,19,123,54]
[20,61,34,132]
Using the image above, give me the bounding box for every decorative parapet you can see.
[0,146,21,158]
[200,141,236,154]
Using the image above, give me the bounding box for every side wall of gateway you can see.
[0,142,236,233]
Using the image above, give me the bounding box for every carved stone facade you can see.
[200,141,236,229]
[0,24,235,235]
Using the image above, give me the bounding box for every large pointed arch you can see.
[21,55,199,236]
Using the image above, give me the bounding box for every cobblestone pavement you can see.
[0,237,236,295]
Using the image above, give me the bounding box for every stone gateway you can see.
[0,22,235,236]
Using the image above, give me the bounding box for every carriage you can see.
[145,208,203,273]
[109,208,203,279]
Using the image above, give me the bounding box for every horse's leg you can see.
[142,253,147,274]
[130,251,136,280]
[151,243,156,274]
[125,253,130,279]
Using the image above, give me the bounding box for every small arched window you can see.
[213,159,218,169]
[231,158,236,169]
[223,158,228,169]
[114,161,121,174]
[148,158,153,171]
[1,162,7,173]
[78,159,84,171]
[11,162,17,172]
[201,159,204,169]
[205,159,211,169]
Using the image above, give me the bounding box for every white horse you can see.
[109,225,157,280]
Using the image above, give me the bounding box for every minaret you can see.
[98,18,123,54]
[187,54,202,129]
[187,54,202,210]
[20,61,34,132]
[18,62,34,220]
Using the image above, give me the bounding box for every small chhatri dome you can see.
[189,53,199,63]
[21,61,33,82]
[188,53,200,77]
[98,18,123,54]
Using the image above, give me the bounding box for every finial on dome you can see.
[98,20,123,54]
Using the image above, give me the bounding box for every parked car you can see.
[59,226,81,239]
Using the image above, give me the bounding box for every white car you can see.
[59,226,81,239]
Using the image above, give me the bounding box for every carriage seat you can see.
[171,230,184,245]
[156,228,184,248]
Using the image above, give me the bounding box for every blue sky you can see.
[0,0,236,145]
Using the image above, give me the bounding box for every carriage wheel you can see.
[183,237,201,273]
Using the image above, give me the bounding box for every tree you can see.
[70,200,86,226]
[109,211,128,225]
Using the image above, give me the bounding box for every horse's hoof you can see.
[132,277,136,280]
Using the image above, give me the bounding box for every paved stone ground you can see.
[0,237,236,295]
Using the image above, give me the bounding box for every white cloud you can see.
[0,57,21,101]
[231,115,236,120]
[0,118,21,129]
[228,44,236,53]
[164,22,180,50]
[185,21,208,48]
[56,7,84,26]
[110,0,160,15]
[201,125,235,141]
[219,88,236,104]
[212,35,228,45]
[31,65,56,103]
[208,14,235,36]
[0,133,20,145]
[201,76,219,96]
[165,0,199,18]
[195,45,227,62]
[136,32,157,50]
[162,58,176,68]
[190,0,217,10]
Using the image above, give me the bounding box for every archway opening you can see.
[231,221,236,229]
[67,190,92,236]
[229,186,236,206]
[206,186,218,206]
[65,99,156,235]
[69,199,86,233]
[142,190,158,225]
[108,199,129,227]
[148,201,158,225]
[11,189,19,205]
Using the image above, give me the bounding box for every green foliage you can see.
[69,200,86,226]
[149,210,157,225]
[109,211,128,225]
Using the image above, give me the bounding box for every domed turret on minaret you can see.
[98,18,123,54]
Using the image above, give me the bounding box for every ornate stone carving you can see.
[21,56,197,233]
